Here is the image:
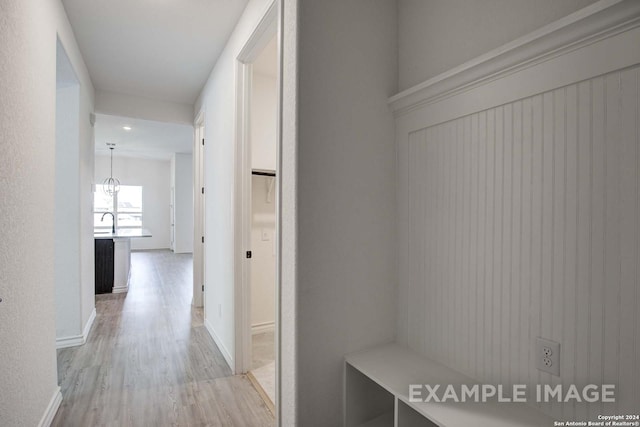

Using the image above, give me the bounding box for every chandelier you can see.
[103,143,121,196]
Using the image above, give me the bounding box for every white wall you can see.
[250,176,276,330]
[293,1,398,424]
[55,79,82,340]
[95,155,171,250]
[395,1,640,421]
[251,73,277,171]
[0,0,95,424]
[194,0,274,370]
[172,153,194,253]
[398,0,598,91]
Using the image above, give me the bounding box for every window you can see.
[94,185,143,229]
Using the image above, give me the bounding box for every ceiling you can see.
[62,0,249,105]
[95,114,193,161]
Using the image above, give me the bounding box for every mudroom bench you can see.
[345,344,552,427]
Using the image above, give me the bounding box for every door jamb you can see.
[233,0,280,394]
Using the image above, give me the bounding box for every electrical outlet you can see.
[536,337,560,376]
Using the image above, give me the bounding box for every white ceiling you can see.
[62,0,249,105]
[95,114,193,161]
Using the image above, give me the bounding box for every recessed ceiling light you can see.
[123,126,132,131]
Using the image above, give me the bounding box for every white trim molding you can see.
[389,0,640,118]
[56,307,96,349]
[251,321,275,335]
[37,387,62,427]
[205,318,234,371]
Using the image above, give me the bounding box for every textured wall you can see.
[55,82,82,340]
[398,0,598,91]
[1,1,62,425]
[173,153,194,254]
[250,175,276,329]
[295,0,398,424]
[402,67,640,420]
[195,0,274,370]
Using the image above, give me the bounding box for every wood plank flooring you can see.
[52,250,274,427]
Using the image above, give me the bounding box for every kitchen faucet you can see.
[101,212,116,234]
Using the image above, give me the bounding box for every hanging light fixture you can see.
[103,143,121,196]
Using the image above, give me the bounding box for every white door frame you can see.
[233,0,280,384]
[193,110,205,309]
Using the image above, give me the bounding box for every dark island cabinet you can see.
[95,239,114,294]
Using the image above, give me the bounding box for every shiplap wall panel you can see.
[403,66,640,419]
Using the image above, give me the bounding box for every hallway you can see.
[52,251,274,426]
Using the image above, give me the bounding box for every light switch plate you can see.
[536,337,560,376]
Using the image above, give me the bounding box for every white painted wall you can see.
[194,0,274,370]
[401,70,640,419]
[395,2,640,420]
[0,0,95,424]
[250,176,276,330]
[55,79,82,340]
[292,1,398,424]
[95,155,171,250]
[398,0,598,91]
[172,153,194,253]
[251,73,277,172]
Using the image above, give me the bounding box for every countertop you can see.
[94,228,152,239]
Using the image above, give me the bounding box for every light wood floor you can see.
[52,250,274,427]
[250,331,275,409]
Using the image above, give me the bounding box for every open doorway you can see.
[247,34,277,412]
[234,3,279,415]
[54,38,90,349]
[245,34,278,413]
[193,114,205,309]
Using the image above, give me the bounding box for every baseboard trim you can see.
[83,307,96,339]
[112,284,129,293]
[204,319,234,371]
[112,267,131,293]
[56,307,96,349]
[37,386,62,427]
[251,321,275,335]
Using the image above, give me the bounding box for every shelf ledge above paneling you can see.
[388,0,640,117]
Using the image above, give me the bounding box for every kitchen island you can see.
[94,228,152,294]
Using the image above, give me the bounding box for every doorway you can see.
[234,1,279,415]
[193,114,205,309]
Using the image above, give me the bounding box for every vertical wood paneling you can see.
[603,72,621,416]
[618,68,636,412]
[575,80,592,421]
[477,111,487,380]
[493,106,504,384]
[485,109,495,381]
[462,115,472,376]
[404,64,640,417]
[510,100,522,387]
[551,88,566,419]
[589,76,605,420]
[502,104,512,388]
[469,114,479,378]
[563,84,578,420]
[530,94,543,392]
[520,97,533,390]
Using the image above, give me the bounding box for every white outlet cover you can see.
[536,337,560,376]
